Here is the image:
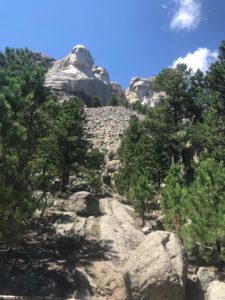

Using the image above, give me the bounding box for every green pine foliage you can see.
[53,98,86,192]
[131,100,148,114]
[1,40,225,270]
[90,96,101,107]
[160,164,187,234]
[108,95,119,106]
[116,41,225,268]
[0,48,87,244]
[128,175,155,225]
[183,158,225,267]
[84,148,104,194]
[0,48,52,244]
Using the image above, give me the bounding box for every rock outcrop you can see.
[67,191,100,216]
[99,198,144,260]
[32,51,55,67]
[123,231,188,300]
[207,281,225,300]
[45,45,122,104]
[84,106,144,152]
[197,267,217,292]
[125,77,165,107]
[111,82,126,103]
[44,44,168,107]
[84,107,144,185]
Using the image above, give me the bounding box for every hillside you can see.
[0,43,225,300]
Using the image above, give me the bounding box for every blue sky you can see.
[0,0,224,87]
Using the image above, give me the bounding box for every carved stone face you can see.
[92,66,110,83]
[69,45,94,69]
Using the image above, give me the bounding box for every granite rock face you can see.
[123,231,188,300]
[207,281,225,300]
[197,267,217,292]
[31,51,55,67]
[111,82,126,103]
[67,191,100,216]
[125,77,165,107]
[45,45,115,104]
[44,44,165,106]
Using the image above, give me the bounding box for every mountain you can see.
[44,44,124,105]
[44,44,163,106]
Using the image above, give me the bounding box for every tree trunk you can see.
[216,239,223,271]
[61,169,70,192]
[141,199,146,226]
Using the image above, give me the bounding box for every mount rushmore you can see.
[44,44,164,106]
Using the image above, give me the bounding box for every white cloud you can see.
[172,48,218,73]
[170,0,202,31]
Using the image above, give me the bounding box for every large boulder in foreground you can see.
[67,191,100,216]
[123,231,188,300]
[207,281,225,300]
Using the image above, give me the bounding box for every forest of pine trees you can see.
[115,40,225,269]
[0,41,225,270]
[0,48,102,246]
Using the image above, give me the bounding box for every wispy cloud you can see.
[172,48,218,73]
[170,0,202,31]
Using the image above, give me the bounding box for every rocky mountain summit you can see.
[44,44,162,106]
[45,45,123,104]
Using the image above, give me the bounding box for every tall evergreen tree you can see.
[183,158,225,269]
[51,98,86,192]
[160,163,187,235]
[0,48,52,244]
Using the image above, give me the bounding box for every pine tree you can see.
[160,163,187,235]
[128,175,154,225]
[153,64,203,127]
[0,48,52,244]
[53,98,86,192]
[114,116,144,194]
[108,95,119,106]
[90,96,101,107]
[183,158,225,269]
[83,148,104,194]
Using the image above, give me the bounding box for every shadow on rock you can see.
[0,213,118,298]
[185,278,204,300]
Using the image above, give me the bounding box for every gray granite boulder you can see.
[123,231,188,300]
[197,267,217,292]
[67,191,100,216]
[207,280,225,300]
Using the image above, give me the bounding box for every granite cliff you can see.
[45,45,123,105]
[44,44,163,106]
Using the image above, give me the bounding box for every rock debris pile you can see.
[84,106,143,152]
[84,106,144,185]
